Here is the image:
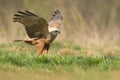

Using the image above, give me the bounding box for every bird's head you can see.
[49,28,60,35]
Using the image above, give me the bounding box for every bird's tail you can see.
[14,40,24,42]
[14,39,38,46]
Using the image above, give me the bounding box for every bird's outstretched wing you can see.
[13,10,49,38]
[48,10,63,28]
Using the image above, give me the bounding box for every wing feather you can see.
[48,10,63,28]
[25,10,38,17]
[13,10,49,38]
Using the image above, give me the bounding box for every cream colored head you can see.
[48,27,60,34]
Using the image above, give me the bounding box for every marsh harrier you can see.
[13,10,63,55]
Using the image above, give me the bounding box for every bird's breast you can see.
[48,32,58,43]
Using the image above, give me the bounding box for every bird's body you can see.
[13,10,63,55]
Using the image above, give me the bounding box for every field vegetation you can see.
[0,42,120,71]
[0,42,120,80]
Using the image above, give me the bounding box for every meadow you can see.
[0,42,120,71]
[0,42,120,80]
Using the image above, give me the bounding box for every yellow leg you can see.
[43,49,48,55]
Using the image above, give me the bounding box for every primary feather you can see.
[13,10,49,38]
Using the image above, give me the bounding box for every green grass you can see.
[0,52,120,71]
[0,42,120,80]
[0,42,120,71]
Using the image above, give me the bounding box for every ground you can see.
[0,41,120,80]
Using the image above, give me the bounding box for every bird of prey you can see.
[13,10,63,55]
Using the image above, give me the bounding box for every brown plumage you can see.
[13,10,63,55]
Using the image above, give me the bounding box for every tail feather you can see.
[14,39,38,46]
[14,40,24,42]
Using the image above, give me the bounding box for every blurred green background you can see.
[0,0,120,46]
